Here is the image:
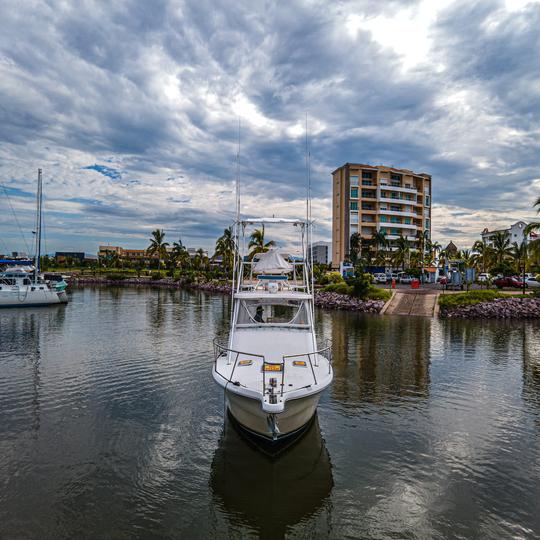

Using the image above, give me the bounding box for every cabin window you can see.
[236,299,309,327]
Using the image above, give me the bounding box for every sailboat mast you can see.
[35,168,43,279]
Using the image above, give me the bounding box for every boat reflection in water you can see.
[210,414,333,538]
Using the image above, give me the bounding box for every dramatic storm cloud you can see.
[1,0,539,254]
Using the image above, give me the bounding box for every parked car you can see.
[493,276,527,289]
[477,273,490,282]
[399,274,413,284]
[373,273,387,284]
[525,277,540,288]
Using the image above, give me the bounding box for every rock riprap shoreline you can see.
[73,277,385,313]
[441,297,540,319]
[314,291,384,313]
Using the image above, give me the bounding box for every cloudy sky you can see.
[1,0,539,256]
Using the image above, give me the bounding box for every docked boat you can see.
[212,217,333,441]
[0,170,68,308]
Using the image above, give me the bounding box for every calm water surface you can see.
[1,287,539,539]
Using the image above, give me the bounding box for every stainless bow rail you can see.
[213,338,332,398]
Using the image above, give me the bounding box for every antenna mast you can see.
[305,114,314,291]
[232,118,241,295]
[34,169,43,281]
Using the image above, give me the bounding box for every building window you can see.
[350,201,358,211]
[350,211,359,224]
[390,205,400,212]
[425,195,430,207]
[362,171,373,179]
[425,219,430,229]
[391,228,399,235]
[404,217,411,224]
[380,216,388,222]
[362,180,373,186]
[362,190,375,198]
[391,181,400,187]
[350,175,359,186]
[350,187,358,198]
[390,173,402,181]
[362,203,374,210]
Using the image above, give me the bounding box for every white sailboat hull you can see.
[226,389,322,440]
[0,288,68,307]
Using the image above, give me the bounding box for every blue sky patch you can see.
[83,164,122,181]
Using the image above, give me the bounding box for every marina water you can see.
[1,286,539,539]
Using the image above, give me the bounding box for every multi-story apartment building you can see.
[332,163,432,267]
[481,221,534,247]
[310,241,332,265]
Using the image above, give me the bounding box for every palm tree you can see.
[460,249,475,269]
[510,241,528,274]
[146,229,169,270]
[349,232,361,264]
[215,226,236,275]
[472,239,493,273]
[171,239,190,269]
[193,248,209,271]
[492,230,512,265]
[370,230,388,259]
[418,230,430,281]
[248,226,275,260]
[393,235,410,271]
[525,196,540,264]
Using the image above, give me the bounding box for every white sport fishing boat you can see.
[212,217,333,441]
[0,169,68,308]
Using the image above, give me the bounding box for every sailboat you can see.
[0,169,68,307]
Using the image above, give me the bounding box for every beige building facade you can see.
[332,163,432,267]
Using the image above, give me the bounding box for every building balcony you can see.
[379,222,418,230]
[378,196,422,206]
[379,184,418,195]
[386,234,418,242]
[378,209,419,218]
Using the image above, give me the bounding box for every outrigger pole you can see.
[35,169,43,283]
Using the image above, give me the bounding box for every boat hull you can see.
[226,389,322,441]
[0,289,68,308]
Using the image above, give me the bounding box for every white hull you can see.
[226,388,322,440]
[0,288,68,307]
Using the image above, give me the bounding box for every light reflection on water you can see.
[0,287,539,539]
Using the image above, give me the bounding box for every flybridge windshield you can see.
[236,299,309,327]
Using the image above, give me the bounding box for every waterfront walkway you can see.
[383,290,440,317]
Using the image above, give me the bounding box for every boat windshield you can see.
[236,299,309,327]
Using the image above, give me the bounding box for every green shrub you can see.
[438,290,502,310]
[151,271,164,280]
[322,282,353,295]
[319,271,344,285]
[347,273,372,298]
[106,273,127,281]
[365,286,392,301]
